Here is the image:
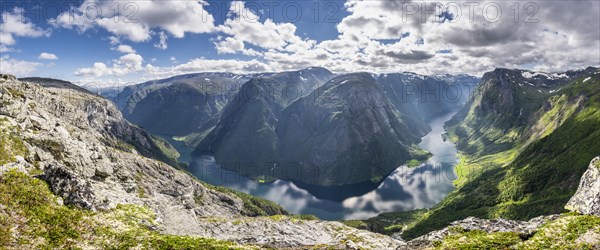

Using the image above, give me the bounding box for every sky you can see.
[0,0,599,86]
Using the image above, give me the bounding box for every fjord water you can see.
[167,111,458,220]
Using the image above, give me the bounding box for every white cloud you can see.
[216,1,315,54]
[169,56,177,63]
[0,55,41,76]
[112,44,136,53]
[74,53,144,77]
[214,36,262,56]
[0,8,50,51]
[154,31,168,50]
[74,62,110,77]
[51,0,215,43]
[69,1,600,79]
[74,55,272,81]
[38,52,58,60]
[145,58,271,78]
[108,36,120,45]
[210,0,599,76]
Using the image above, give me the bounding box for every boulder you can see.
[566,156,600,215]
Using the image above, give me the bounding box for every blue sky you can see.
[1,0,599,86]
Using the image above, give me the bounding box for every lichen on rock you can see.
[566,156,600,216]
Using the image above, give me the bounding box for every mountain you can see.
[196,72,430,185]
[396,67,600,239]
[12,77,180,167]
[192,67,335,161]
[19,77,96,95]
[105,68,335,136]
[375,73,479,121]
[276,73,430,185]
[193,69,478,186]
[0,75,404,249]
[446,67,598,156]
[114,73,254,136]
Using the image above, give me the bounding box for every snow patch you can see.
[583,77,591,83]
[522,71,568,80]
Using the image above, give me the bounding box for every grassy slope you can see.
[0,117,28,166]
[342,209,428,235]
[0,170,251,249]
[401,74,600,239]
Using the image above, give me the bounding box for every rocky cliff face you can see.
[0,75,404,249]
[566,156,600,216]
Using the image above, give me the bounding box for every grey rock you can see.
[575,229,600,247]
[0,74,16,81]
[94,164,113,179]
[405,215,560,249]
[43,163,96,210]
[566,156,600,215]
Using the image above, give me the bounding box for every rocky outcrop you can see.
[0,78,404,249]
[43,163,96,210]
[403,215,560,249]
[566,156,600,215]
[0,74,17,81]
[0,79,245,215]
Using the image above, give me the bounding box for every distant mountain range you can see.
[93,67,478,186]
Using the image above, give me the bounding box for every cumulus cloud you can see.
[145,58,271,78]
[112,44,136,53]
[72,0,600,79]
[0,55,41,76]
[38,52,58,60]
[215,1,315,54]
[108,36,120,45]
[214,36,262,56]
[154,31,168,50]
[319,0,600,74]
[0,8,50,52]
[74,53,143,77]
[50,0,215,42]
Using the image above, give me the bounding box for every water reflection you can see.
[177,111,458,220]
